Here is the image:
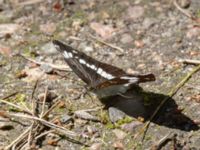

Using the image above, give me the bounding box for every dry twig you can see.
[0,99,32,115]
[8,113,77,137]
[19,54,71,71]
[151,132,172,150]
[40,86,48,117]
[88,34,124,53]
[181,59,200,65]
[173,0,194,20]
[5,126,32,150]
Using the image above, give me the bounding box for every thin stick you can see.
[5,126,32,150]
[88,34,124,53]
[1,92,19,100]
[151,132,172,150]
[173,0,194,20]
[19,54,70,71]
[182,59,200,65]
[27,122,34,148]
[8,113,77,137]
[40,86,48,118]
[17,0,44,6]
[31,79,39,115]
[136,64,200,140]
[0,99,32,115]
[35,130,55,140]
[42,96,62,118]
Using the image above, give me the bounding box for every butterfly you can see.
[53,40,155,98]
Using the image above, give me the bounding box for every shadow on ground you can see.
[100,85,199,131]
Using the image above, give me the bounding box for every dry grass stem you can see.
[182,59,200,65]
[5,126,32,150]
[88,34,124,53]
[19,54,71,71]
[8,113,77,137]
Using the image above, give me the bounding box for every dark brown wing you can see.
[53,40,127,87]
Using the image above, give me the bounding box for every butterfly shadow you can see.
[100,85,199,131]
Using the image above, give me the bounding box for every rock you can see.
[186,27,200,39]
[40,64,53,74]
[120,34,133,44]
[39,22,56,35]
[126,6,144,20]
[23,68,46,82]
[90,22,116,40]
[134,40,144,48]
[121,120,142,132]
[41,42,58,55]
[112,141,124,150]
[142,18,156,29]
[90,143,102,150]
[78,42,88,51]
[112,129,127,140]
[108,107,126,123]
[84,46,94,52]
[74,110,99,121]
[60,114,72,123]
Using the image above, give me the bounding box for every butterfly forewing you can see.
[53,40,126,87]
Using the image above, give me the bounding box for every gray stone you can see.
[84,46,94,52]
[60,115,72,123]
[41,42,58,55]
[142,18,156,29]
[40,64,53,74]
[126,6,144,20]
[120,34,133,44]
[75,110,99,121]
[108,107,126,123]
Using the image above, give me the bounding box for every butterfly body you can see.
[53,40,155,98]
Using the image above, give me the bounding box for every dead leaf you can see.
[47,139,58,146]
[53,0,63,12]
[16,70,28,79]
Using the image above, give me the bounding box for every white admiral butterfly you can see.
[53,40,155,98]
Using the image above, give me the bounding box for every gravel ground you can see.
[0,0,200,149]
